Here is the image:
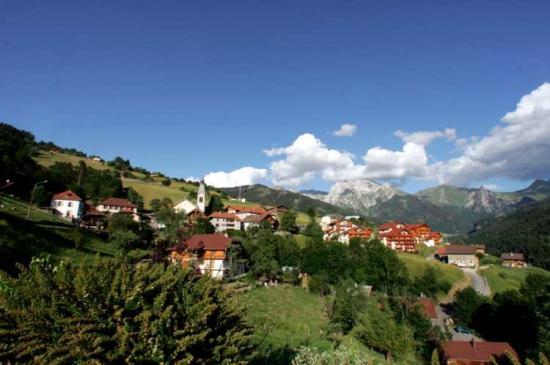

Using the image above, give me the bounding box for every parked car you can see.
[455,326,472,334]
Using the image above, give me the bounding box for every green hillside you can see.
[221,184,350,217]
[480,265,550,295]
[462,198,550,270]
[0,195,147,275]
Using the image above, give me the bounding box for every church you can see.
[173,181,207,218]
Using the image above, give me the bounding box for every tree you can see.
[362,240,409,294]
[431,349,440,365]
[454,287,486,326]
[107,213,141,251]
[413,265,451,298]
[193,218,215,234]
[127,187,144,210]
[280,210,298,233]
[355,296,415,361]
[0,257,254,364]
[302,219,323,242]
[161,178,172,186]
[206,195,224,215]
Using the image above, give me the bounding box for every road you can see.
[462,268,491,297]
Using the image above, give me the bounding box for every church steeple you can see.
[197,180,206,213]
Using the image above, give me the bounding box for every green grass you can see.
[34,151,111,171]
[417,244,440,258]
[122,178,189,208]
[398,253,464,289]
[480,265,550,295]
[0,196,145,271]
[239,286,333,353]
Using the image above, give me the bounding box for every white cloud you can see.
[361,142,434,180]
[264,133,363,186]
[438,82,550,184]
[482,184,500,191]
[333,123,357,137]
[395,128,456,145]
[204,167,268,188]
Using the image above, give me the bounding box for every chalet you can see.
[440,340,518,365]
[96,197,140,221]
[226,205,267,220]
[474,245,486,254]
[242,213,279,230]
[501,253,527,268]
[50,190,84,220]
[444,245,479,268]
[168,234,232,279]
[323,219,373,244]
[80,204,106,229]
[265,205,289,217]
[378,222,417,253]
[209,212,242,232]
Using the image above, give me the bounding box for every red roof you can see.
[419,298,437,319]
[185,234,231,251]
[436,247,447,256]
[501,253,525,261]
[441,341,518,363]
[445,245,477,255]
[52,190,82,201]
[209,212,241,220]
[242,213,274,223]
[100,197,136,208]
[226,205,267,214]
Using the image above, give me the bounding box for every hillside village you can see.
[1,122,549,365]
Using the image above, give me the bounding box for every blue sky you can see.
[1,0,549,193]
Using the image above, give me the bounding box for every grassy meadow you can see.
[479,265,550,295]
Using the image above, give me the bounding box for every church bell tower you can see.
[197,181,206,213]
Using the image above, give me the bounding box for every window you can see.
[68,202,72,207]
[57,201,63,207]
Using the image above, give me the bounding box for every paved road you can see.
[462,268,491,296]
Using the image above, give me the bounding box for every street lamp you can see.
[27,180,48,218]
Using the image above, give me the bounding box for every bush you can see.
[161,178,172,186]
[0,257,254,364]
[308,274,331,296]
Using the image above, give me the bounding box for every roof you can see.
[418,298,437,319]
[184,234,231,251]
[52,190,82,201]
[242,213,273,223]
[208,212,241,220]
[436,247,447,256]
[441,341,518,363]
[445,245,477,255]
[226,205,267,214]
[501,252,525,261]
[100,197,136,208]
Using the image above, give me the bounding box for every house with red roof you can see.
[167,234,233,279]
[242,213,279,230]
[208,211,242,232]
[323,218,373,244]
[378,222,417,253]
[225,205,267,220]
[50,190,84,220]
[444,245,479,268]
[440,340,518,365]
[501,253,527,268]
[97,197,140,221]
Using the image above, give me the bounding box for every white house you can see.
[51,190,84,220]
[173,199,198,214]
[209,212,242,232]
[96,197,140,221]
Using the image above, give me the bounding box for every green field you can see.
[122,178,190,208]
[398,253,465,290]
[239,286,408,364]
[480,265,550,294]
[34,150,110,171]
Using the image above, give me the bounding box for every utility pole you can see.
[27,180,47,218]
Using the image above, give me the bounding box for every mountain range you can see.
[300,179,550,233]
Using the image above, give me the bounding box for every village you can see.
[42,180,534,365]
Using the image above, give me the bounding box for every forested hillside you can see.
[221,184,350,217]
[462,198,550,269]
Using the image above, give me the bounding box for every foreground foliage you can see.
[0,257,253,364]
